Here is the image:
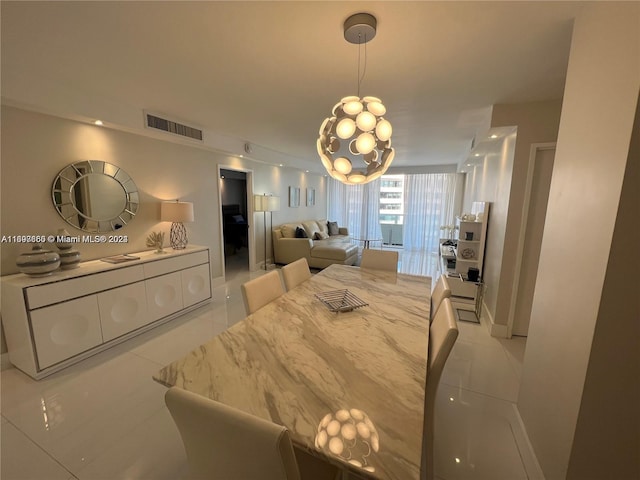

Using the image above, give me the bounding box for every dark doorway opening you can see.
[220,169,249,273]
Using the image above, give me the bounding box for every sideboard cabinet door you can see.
[29,296,103,369]
[98,281,150,342]
[181,264,211,308]
[146,271,184,321]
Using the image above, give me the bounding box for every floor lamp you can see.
[254,194,280,270]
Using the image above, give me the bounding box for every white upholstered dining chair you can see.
[281,258,312,291]
[359,249,399,272]
[241,270,285,315]
[165,387,301,480]
[430,274,452,321]
[421,298,458,480]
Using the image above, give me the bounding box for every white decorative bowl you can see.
[16,244,60,276]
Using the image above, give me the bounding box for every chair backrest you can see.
[281,258,312,291]
[165,387,301,480]
[360,249,399,272]
[421,298,458,480]
[241,270,285,315]
[430,274,452,321]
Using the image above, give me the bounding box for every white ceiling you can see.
[1,1,584,172]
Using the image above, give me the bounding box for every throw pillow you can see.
[328,221,339,236]
[302,220,321,239]
[295,227,308,238]
[317,219,329,235]
[281,224,298,238]
[314,231,329,240]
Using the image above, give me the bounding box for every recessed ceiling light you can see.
[474,153,480,157]
[239,154,244,158]
[490,134,498,139]
[279,164,284,167]
[94,120,103,126]
[466,164,472,167]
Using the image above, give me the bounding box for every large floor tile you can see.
[433,384,528,480]
[440,339,520,402]
[1,352,167,474]
[1,420,74,480]
[499,335,527,379]
[129,304,231,366]
[73,407,188,480]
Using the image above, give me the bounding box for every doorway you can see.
[220,168,250,275]
[511,145,556,337]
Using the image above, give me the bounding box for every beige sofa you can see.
[272,220,358,269]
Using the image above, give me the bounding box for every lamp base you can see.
[169,222,188,249]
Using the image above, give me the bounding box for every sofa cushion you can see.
[328,221,340,236]
[317,219,329,236]
[302,221,320,239]
[295,227,308,238]
[311,243,358,261]
[314,231,329,240]
[281,223,300,238]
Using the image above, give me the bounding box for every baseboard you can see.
[511,403,546,480]
[1,352,12,371]
[482,300,508,338]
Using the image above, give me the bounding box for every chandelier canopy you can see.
[317,13,394,185]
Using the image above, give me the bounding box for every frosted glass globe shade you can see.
[336,118,356,139]
[334,157,353,175]
[349,174,366,184]
[375,119,392,141]
[343,101,363,115]
[355,133,376,155]
[356,111,376,132]
[367,101,386,116]
[331,171,348,182]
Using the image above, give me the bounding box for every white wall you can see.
[566,96,639,480]
[517,3,639,478]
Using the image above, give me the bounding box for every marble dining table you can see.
[154,264,431,480]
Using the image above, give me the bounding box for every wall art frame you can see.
[289,186,300,207]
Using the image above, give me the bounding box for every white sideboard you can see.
[1,246,211,379]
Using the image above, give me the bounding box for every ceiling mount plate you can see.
[344,13,377,44]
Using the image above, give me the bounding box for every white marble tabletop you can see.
[154,264,431,480]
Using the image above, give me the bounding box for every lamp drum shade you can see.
[254,195,280,212]
[161,201,194,223]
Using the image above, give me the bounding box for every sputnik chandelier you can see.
[317,13,394,185]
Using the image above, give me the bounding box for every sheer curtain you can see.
[327,178,382,240]
[403,173,458,253]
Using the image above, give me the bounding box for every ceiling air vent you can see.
[145,112,203,141]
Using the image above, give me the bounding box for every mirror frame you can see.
[52,160,139,233]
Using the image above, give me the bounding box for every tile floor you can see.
[1,249,537,480]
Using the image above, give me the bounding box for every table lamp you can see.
[161,200,194,250]
[254,194,280,269]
